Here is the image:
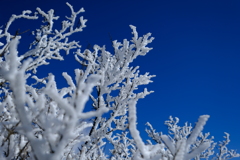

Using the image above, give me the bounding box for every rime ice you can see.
[0,2,238,160]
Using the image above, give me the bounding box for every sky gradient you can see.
[1,0,240,153]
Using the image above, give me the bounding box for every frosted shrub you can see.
[0,2,238,160]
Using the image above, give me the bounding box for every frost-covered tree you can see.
[0,2,239,160]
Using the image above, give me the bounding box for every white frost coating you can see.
[128,101,149,159]
[187,115,210,146]
[62,72,76,90]
[216,132,240,160]
[185,142,211,160]
[79,107,109,119]
[3,11,38,38]
[161,135,176,155]
[175,140,186,160]
[0,3,238,160]
[145,115,237,160]
[2,38,47,159]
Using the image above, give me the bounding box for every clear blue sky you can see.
[1,0,240,153]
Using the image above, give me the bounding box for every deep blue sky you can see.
[1,0,240,153]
